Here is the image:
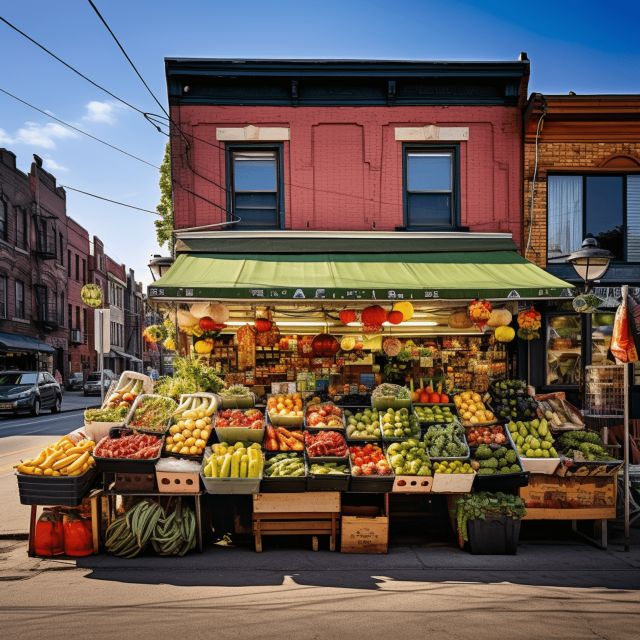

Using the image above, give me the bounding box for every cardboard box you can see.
[341,504,388,554]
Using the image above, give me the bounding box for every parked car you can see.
[66,372,84,391]
[0,371,63,417]
[83,370,115,396]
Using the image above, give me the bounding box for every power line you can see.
[61,185,160,215]
[0,86,159,169]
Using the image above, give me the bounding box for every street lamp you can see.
[148,255,174,282]
[567,237,612,290]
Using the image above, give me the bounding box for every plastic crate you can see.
[199,447,263,495]
[349,474,395,493]
[125,394,177,435]
[306,458,351,491]
[93,429,163,474]
[16,468,98,506]
[372,397,412,411]
[467,516,521,555]
[219,393,255,409]
[261,453,307,493]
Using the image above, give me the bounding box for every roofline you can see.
[174,230,514,241]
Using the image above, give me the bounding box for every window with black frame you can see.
[0,194,7,241]
[228,147,282,229]
[404,147,458,229]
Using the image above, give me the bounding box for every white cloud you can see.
[0,128,13,145]
[43,157,69,172]
[10,121,77,149]
[83,100,117,124]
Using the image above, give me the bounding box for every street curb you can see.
[0,532,28,540]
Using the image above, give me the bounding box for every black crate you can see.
[306,473,350,492]
[349,474,394,493]
[467,516,521,554]
[473,471,530,491]
[94,428,163,473]
[261,453,307,493]
[16,469,98,506]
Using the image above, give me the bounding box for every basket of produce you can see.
[414,404,458,426]
[305,402,345,430]
[385,439,433,492]
[349,444,394,492]
[466,424,509,448]
[261,452,307,492]
[164,393,216,458]
[380,407,421,441]
[83,406,129,442]
[423,423,469,460]
[219,384,256,409]
[155,458,201,494]
[371,383,412,410]
[304,430,348,461]
[431,460,475,493]
[489,379,539,421]
[266,392,304,427]
[454,390,497,427]
[344,408,381,441]
[214,408,266,444]
[125,394,178,434]
[554,430,622,476]
[201,442,264,494]
[264,425,305,452]
[471,443,529,490]
[107,371,153,406]
[306,460,351,491]
[535,392,585,431]
[15,436,98,506]
[93,430,163,473]
[506,418,560,475]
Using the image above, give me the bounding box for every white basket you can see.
[520,457,560,475]
[125,393,177,434]
[101,370,154,409]
[431,472,475,493]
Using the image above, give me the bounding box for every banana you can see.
[66,451,90,473]
[52,453,81,470]
[40,449,64,469]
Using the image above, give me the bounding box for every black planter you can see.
[467,515,521,555]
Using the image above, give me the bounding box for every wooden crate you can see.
[341,498,389,554]
[392,475,433,493]
[253,491,340,513]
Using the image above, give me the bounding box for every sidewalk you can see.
[61,391,100,413]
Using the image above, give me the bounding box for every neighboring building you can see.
[124,268,144,372]
[88,235,107,373]
[105,255,127,374]
[165,57,529,239]
[523,94,640,407]
[66,217,92,377]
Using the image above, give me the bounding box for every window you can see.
[75,254,80,281]
[15,280,25,318]
[17,208,29,249]
[547,174,638,263]
[546,314,581,386]
[82,258,87,284]
[68,304,72,329]
[228,146,283,229]
[67,250,72,276]
[58,232,63,264]
[0,274,6,318]
[75,306,80,331]
[404,146,458,229]
[34,285,48,321]
[59,292,65,326]
[83,309,88,342]
[0,195,7,240]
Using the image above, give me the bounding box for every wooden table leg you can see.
[312,535,319,552]
[28,505,37,557]
[90,496,100,554]
[194,494,203,553]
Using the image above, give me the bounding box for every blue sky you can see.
[1,0,639,286]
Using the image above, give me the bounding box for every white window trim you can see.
[395,125,469,142]
[216,125,290,142]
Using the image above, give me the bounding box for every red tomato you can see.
[354,456,364,466]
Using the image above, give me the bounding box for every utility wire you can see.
[61,185,160,215]
[0,86,159,169]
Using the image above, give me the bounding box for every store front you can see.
[0,332,56,372]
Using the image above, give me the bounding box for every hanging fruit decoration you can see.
[393,301,414,321]
[189,302,213,319]
[143,325,163,344]
[494,325,516,343]
[386,309,404,325]
[297,335,315,357]
[339,309,357,325]
[360,305,387,333]
[208,302,230,324]
[448,309,473,329]
[80,284,103,308]
[312,333,340,357]
[194,338,214,355]
[486,308,513,328]
[254,318,273,333]
[467,299,493,330]
[340,336,356,352]
[198,316,217,333]
[517,307,542,340]
[383,337,402,356]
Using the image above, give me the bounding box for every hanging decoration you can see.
[194,338,214,355]
[143,325,163,344]
[393,301,414,321]
[177,308,198,328]
[572,293,602,313]
[297,335,315,357]
[254,307,274,333]
[494,326,516,343]
[361,305,387,327]
[382,337,402,356]
[189,302,214,319]
[208,302,230,324]
[486,308,513,328]
[339,309,357,325]
[386,310,404,325]
[517,306,542,340]
[340,336,356,352]
[255,323,280,347]
[80,284,103,308]
[448,309,473,329]
[312,333,340,357]
[467,299,493,329]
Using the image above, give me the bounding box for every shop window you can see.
[547,174,635,263]
[15,280,25,319]
[0,274,7,318]
[227,146,283,229]
[546,314,582,386]
[404,146,458,229]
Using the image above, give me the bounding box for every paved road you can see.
[0,409,85,438]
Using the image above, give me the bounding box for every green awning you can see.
[0,332,55,354]
[148,251,574,302]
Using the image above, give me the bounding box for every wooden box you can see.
[253,491,340,513]
[341,502,388,554]
[392,475,433,493]
[156,470,200,494]
[520,473,617,520]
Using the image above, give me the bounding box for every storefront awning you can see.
[148,250,574,302]
[0,332,55,354]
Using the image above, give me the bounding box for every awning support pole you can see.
[621,284,630,552]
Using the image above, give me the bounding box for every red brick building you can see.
[166,58,529,239]
[105,254,127,374]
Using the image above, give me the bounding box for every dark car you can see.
[0,371,62,417]
[66,372,84,391]
[83,371,115,396]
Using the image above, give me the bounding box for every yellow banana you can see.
[40,449,64,469]
[43,468,54,476]
[66,451,90,473]
[32,450,47,466]
[52,470,61,477]
[33,468,44,475]
[52,453,81,470]
[16,464,36,475]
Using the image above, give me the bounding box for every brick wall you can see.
[171,105,523,243]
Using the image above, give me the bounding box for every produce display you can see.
[219,384,253,401]
[202,442,264,478]
[507,418,558,458]
[165,395,216,457]
[556,431,618,462]
[454,390,496,425]
[489,379,538,420]
[372,383,411,401]
[414,404,456,424]
[104,378,145,411]
[128,395,178,433]
[433,460,474,474]
[471,444,522,475]
[309,462,349,475]
[411,381,450,404]
[423,424,469,458]
[94,433,163,460]
[267,393,304,420]
[264,453,306,477]
[380,407,420,439]
[14,437,95,476]
[84,406,128,424]
[466,424,508,446]
[538,397,584,429]
[154,356,224,400]
[345,408,381,440]
[264,425,305,451]
[305,430,348,458]
[386,439,432,476]
[216,408,265,429]
[305,402,344,429]
[349,444,393,476]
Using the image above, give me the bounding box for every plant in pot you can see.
[455,491,526,555]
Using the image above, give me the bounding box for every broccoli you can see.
[475,444,493,460]
[505,450,517,464]
[479,457,499,469]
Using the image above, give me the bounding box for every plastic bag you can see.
[610,296,639,363]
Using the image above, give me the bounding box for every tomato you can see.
[354,456,364,466]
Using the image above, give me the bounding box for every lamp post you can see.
[567,237,612,291]
[148,255,174,282]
